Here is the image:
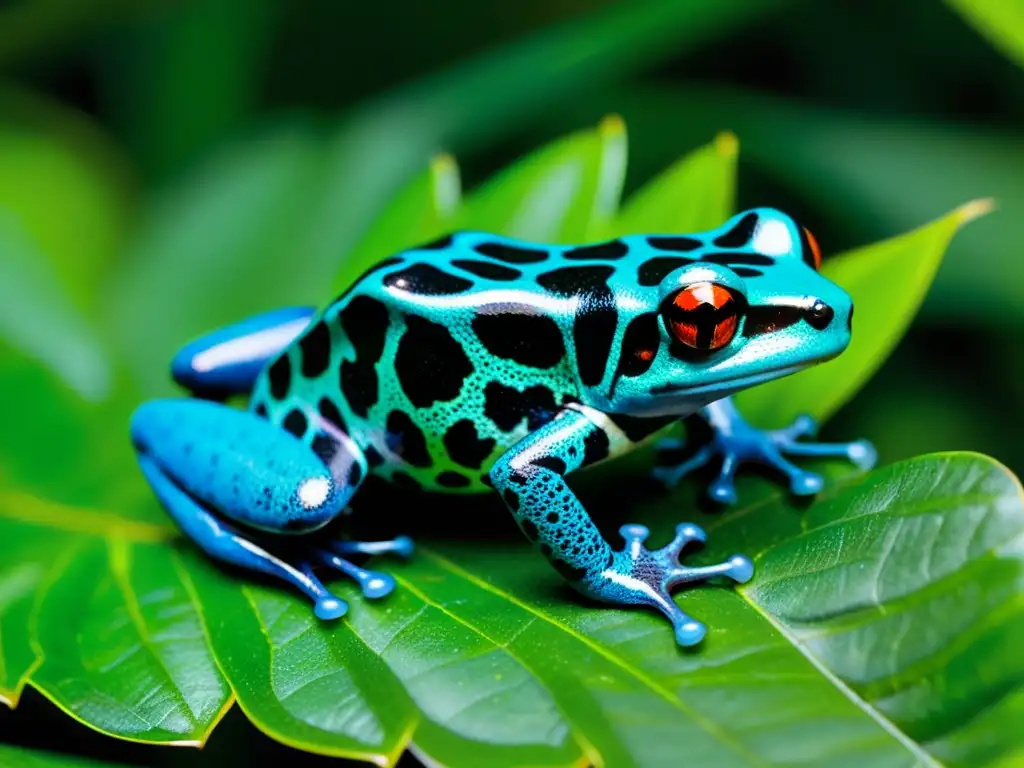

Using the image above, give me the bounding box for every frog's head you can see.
[609,208,853,416]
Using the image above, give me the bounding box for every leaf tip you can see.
[714,130,739,158]
[956,197,996,226]
[430,152,458,176]
[598,113,627,138]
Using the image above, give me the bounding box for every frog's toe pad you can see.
[592,523,754,647]
[319,549,398,600]
[315,595,349,620]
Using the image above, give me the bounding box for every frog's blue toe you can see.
[653,399,876,505]
[589,522,753,648]
[334,535,415,559]
[675,620,707,647]
[726,554,755,583]
[315,596,349,620]
[320,547,401,600]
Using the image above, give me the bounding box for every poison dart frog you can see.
[131,209,875,646]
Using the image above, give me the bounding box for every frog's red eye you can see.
[664,282,739,352]
[802,227,822,270]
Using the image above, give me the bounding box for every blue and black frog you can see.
[130,208,875,646]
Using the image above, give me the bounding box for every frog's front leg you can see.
[489,406,752,647]
[131,398,411,619]
[652,396,877,504]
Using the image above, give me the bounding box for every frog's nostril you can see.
[805,300,834,330]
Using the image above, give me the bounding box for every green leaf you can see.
[0,743,122,768]
[3,448,1021,766]
[0,87,131,318]
[614,130,738,235]
[945,0,1024,69]
[329,153,462,296]
[456,115,627,243]
[103,121,327,396]
[735,199,993,428]
[0,212,112,402]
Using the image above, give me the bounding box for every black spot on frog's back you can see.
[535,265,618,388]
[336,295,390,418]
[563,240,629,261]
[395,315,473,408]
[443,419,496,470]
[267,353,292,400]
[383,263,473,296]
[385,410,432,468]
[484,382,559,432]
[473,242,549,264]
[637,256,693,287]
[451,259,522,281]
[471,313,565,370]
[536,265,615,296]
[298,321,331,379]
[713,212,759,248]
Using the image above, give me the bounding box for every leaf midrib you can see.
[419,547,775,768]
[393,573,597,768]
[739,590,943,768]
[0,489,175,543]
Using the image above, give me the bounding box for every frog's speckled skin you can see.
[131,208,875,646]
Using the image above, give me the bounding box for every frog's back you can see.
[249,231,653,493]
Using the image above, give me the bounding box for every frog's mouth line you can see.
[650,362,809,398]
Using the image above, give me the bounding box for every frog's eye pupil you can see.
[664,282,739,352]
[803,227,822,270]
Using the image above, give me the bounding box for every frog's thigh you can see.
[130,398,359,534]
[171,306,315,398]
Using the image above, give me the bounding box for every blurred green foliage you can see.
[0,0,1022,766]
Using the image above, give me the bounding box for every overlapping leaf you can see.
[0,112,1017,768]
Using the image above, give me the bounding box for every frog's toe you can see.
[333,535,415,559]
[651,445,714,489]
[319,550,397,600]
[848,439,878,472]
[314,595,349,620]
[771,431,878,477]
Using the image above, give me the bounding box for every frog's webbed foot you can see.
[589,523,752,646]
[651,399,876,505]
[300,535,415,618]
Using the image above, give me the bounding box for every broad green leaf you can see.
[736,199,993,427]
[370,0,793,155]
[614,130,738,235]
[945,0,1024,70]
[0,213,111,402]
[329,153,462,295]
[95,0,281,177]
[0,87,130,317]
[456,115,627,243]
[180,551,416,764]
[0,743,121,768]
[104,122,327,396]
[28,535,231,746]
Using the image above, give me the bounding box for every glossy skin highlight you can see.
[131,208,875,646]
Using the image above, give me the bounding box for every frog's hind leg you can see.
[652,396,876,504]
[136,452,349,619]
[171,306,316,398]
[131,398,408,619]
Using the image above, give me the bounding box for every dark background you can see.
[0,0,1021,765]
